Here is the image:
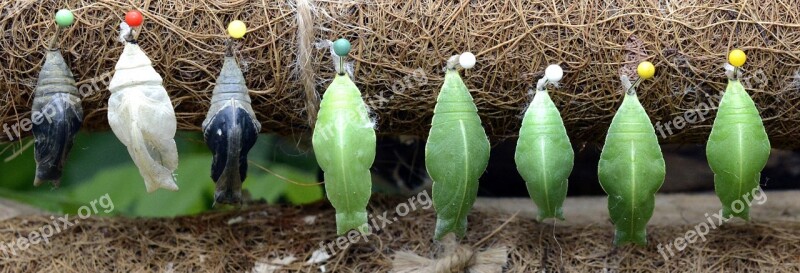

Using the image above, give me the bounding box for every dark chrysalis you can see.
[202,44,261,205]
[32,28,84,187]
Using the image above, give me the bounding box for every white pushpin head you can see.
[544,64,563,82]
[459,52,476,69]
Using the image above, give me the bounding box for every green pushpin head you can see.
[333,38,351,57]
[55,9,74,28]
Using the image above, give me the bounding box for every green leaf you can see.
[130,156,214,217]
[244,167,287,204]
[66,155,214,217]
[0,141,38,190]
[0,187,85,214]
[61,132,133,187]
[284,174,323,205]
[245,162,323,205]
[66,160,142,215]
[0,129,323,217]
[271,137,318,171]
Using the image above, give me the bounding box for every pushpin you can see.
[333,38,350,74]
[458,52,476,69]
[637,61,655,80]
[227,20,246,39]
[729,49,746,68]
[333,38,351,56]
[728,49,746,78]
[544,64,563,83]
[225,20,246,56]
[125,10,143,27]
[536,64,563,91]
[50,9,74,49]
[123,10,143,41]
[55,9,74,28]
[627,61,655,94]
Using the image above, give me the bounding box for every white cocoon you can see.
[108,42,179,192]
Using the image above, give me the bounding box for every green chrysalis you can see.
[312,74,376,235]
[706,79,770,220]
[426,68,490,240]
[514,85,574,221]
[598,82,665,246]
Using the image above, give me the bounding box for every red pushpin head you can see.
[125,10,143,27]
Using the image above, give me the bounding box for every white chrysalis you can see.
[108,23,179,192]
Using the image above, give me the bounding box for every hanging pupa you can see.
[312,39,376,235]
[706,50,770,220]
[31,9,84,187]
[107,11,179,192]
[598,62,665,246]
[425,52,490,240]
[514,64,574,220]
[202,21,260,204]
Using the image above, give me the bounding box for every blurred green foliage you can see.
[0,132,323,217]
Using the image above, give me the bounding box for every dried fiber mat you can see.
[2,0,800,148]
[1,192,800,272]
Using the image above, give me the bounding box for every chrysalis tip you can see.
[118,22,132,43]
[535,77,547,91]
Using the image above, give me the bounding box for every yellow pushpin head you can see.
[637,61,655,80]
[729,49,746,67]
[227,20,246,39]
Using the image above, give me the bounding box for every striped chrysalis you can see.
[32,50,83,187]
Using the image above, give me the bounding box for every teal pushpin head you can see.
[333,38,351,57]
[55,9,74,28]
